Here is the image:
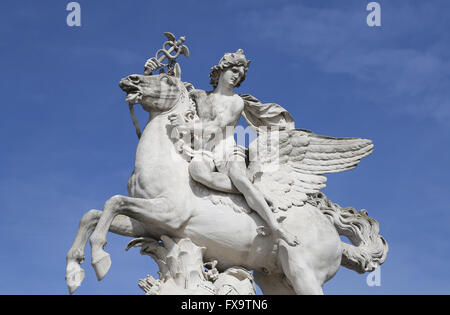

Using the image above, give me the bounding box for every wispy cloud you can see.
[238,2,450,124]
[67,45,144,66]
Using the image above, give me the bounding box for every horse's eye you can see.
[161,76,173,85]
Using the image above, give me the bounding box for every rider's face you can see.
[219,66,245,88]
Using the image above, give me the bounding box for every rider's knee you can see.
[229,165,250,187]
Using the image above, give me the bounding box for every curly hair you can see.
[209,49,251,88]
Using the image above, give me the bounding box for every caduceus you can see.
[128,32,190,139]
[144,32,190,75]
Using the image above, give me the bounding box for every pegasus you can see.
[65,67,388,295]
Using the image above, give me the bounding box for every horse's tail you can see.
[309,193,388,274]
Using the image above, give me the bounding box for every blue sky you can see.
[0,0,449,294]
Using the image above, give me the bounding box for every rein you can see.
[129,103,142,139]
[127,79,191,140]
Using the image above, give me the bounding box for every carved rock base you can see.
[126,236,256,295]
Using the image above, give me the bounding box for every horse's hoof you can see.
[66,261,85,294]
[92,251,111,281]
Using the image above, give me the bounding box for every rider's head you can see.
[209,49,251,88]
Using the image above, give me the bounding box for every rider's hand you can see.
[203,126,220,140]
[168,113,185,127]
[144,57,162,75]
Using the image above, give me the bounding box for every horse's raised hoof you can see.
[92,250,111,281]
[66,261,85,294]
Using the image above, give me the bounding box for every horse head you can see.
[119,68,187,114]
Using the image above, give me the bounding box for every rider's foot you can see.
[263,193,277,213]
[275,228,300,246]
[256,225,271,236]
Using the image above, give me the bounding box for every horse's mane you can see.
[308,192,388,273]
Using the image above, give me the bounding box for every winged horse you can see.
[65,67,387,295]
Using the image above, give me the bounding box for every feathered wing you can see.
[248,129,373,210]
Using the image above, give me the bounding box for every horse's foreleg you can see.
[66,209,149,294]
[89,195,188,281]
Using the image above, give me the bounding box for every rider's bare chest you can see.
[200,94,244,123]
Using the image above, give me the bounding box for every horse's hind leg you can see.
[66,209,148,294]
[253,271,296,295]
[277,241,324,295]
[89,195,188,281]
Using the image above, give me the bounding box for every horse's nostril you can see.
[119,79,127,89]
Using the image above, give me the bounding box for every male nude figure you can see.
[147,50,298,246]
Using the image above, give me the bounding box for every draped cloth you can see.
[240,94,295,134]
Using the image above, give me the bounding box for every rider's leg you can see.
[228,161,299,247]
[189,157,239,194]
[89,195,188,280]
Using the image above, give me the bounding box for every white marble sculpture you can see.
[65,32,388,295]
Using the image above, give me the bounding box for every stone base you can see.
[126,236,256,295]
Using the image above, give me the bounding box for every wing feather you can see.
[249,128,373,210]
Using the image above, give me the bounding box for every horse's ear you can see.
[173,63,181,79]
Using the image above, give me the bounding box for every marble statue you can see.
[65,32,388,295]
